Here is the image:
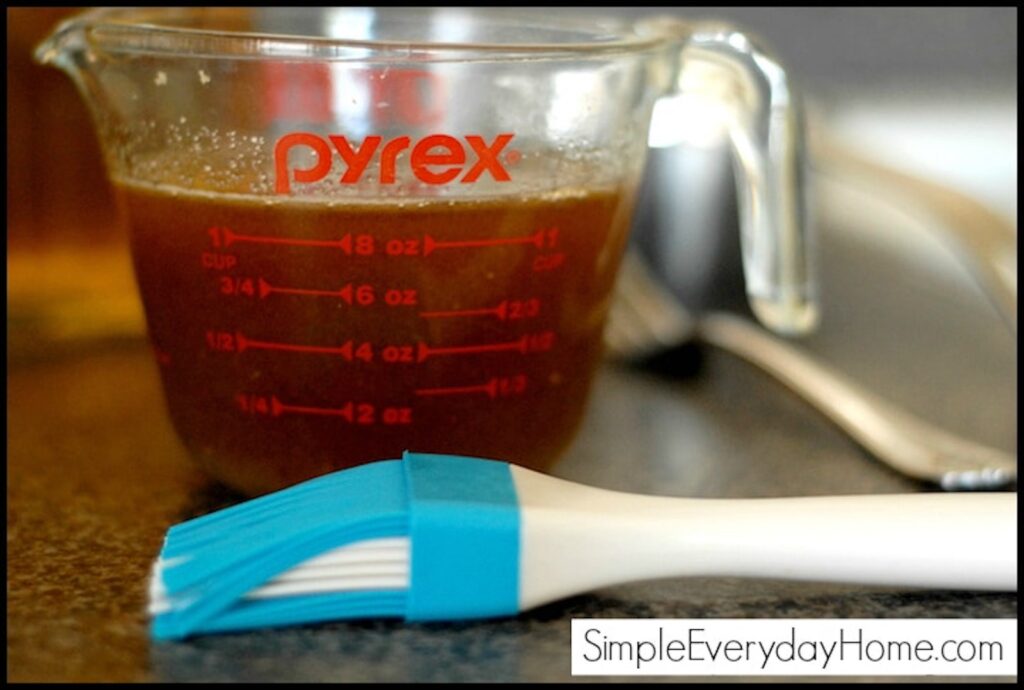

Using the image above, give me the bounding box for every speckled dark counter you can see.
[8,190,1016,681]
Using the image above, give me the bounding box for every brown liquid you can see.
[117,182,633,495]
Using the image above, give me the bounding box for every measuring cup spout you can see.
[34,12,92,72]
[33,9,117,118]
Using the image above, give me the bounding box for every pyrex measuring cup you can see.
[37,8,815,495]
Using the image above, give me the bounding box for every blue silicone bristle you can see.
[151,453,520,640]
[153,460,409,639]
[160,461,406,587]
[163,462,387,557]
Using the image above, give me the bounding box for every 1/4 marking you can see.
[235,394,412,424]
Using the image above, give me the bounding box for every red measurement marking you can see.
[416,332,552,361]
[416,378,499,399]
[420,298,540,321]
[417,337,521,362]
[241,396,411,424]
[222,227,353,252]
[272,396,354,421]
[422,229,544,257]
[202,252,238,270]
[415,374,527,399]
[420,300,508,320]
[235,331,354,360]
[258,277,353,302]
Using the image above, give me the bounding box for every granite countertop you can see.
[7,172,1017,682]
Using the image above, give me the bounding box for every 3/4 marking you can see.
[220,276,256,296]
[257,278,350,301]
[248,280,418,306]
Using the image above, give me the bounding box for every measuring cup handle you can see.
[650,20,818,335]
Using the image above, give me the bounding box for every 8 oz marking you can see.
[385,239,421,256]
[206,226,560,258]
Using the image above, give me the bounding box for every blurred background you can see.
[6,7,1017,359]
[624,6,1017,219]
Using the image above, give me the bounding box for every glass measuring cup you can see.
[37,8,816,495]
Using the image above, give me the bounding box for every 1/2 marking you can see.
[207,330,554,362]
[206,331,372,361]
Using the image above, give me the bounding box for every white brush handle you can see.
[514,468,1016,610]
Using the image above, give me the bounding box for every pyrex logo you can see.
[274,132,516,194]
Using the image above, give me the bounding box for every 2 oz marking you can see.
[236,393,412,424]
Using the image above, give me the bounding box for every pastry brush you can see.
[149,452,1016,640]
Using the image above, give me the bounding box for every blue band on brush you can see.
[403,452,520,621]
